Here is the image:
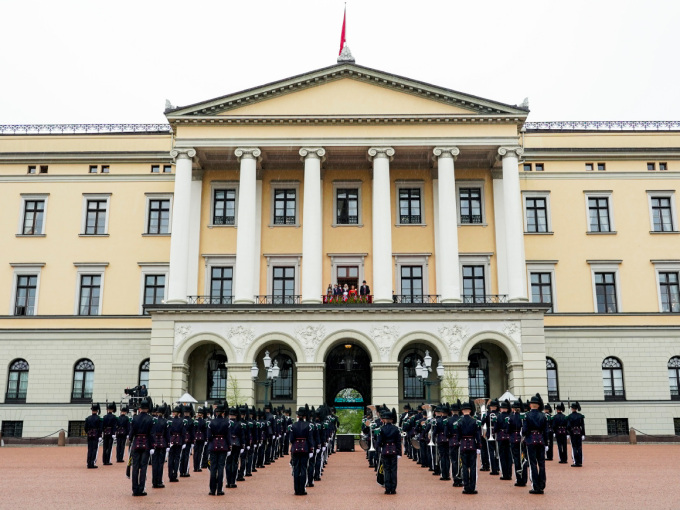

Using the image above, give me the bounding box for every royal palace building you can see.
[1,56,679,440]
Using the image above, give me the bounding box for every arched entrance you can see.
[187,343,228,403]
[252,343,297,407]
[324,342,371,407]
[397,343,442,406]
[468,343,509,399]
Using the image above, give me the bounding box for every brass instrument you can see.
[423,404,435,447]
[367,405,377,452]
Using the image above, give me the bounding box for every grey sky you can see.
[1,0,678,124]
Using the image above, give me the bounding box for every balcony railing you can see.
[392,294,440,304]
[323,295,373,304]
[460,214,482,224]
[187,295,233,305]
[400,214,421,224]
[462,294,508,304]
[213,215,235,226]
[255,295,301,305]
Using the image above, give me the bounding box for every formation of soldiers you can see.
[363,393,586,495]
[83,398,340,496]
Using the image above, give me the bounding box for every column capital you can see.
[368,147,395,161]
[299,147,326,160]
[235,147,262,161]
[433,146,460,159]
[497,146,524,159]
[170,147,196,161]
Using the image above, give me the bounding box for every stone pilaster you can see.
[296,363,325,407]
[371,362,400,410]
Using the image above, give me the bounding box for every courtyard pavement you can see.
[0,443,676,509]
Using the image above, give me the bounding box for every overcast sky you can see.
[1,1,678,124]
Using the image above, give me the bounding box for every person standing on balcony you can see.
[360,280,371,297]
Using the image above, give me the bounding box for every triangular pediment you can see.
[166,63,528,120]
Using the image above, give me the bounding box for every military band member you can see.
[150,404,169,488]
[455,400,481,494]
[226,407,244,488]
[552,402,569,463]
[306,406,319,486]
[544,403,554,461]
[84,403,102,468]
[376,408,401,494]
[290,405,314,496]
[264,403,276,464]
[434,404,450,480]
[483,399,501,475]
[495,399,513,480]
[207,404,231,496]
[179,405,194,477]
[167,406,184,482]
[116,406,131,463]
[193,407,207,472]
[567,401,585,467]
[447,400,463,487]
[237,406,249,482]
[129,398,154,496]
[100,402,117,465]
[509,399,528,487]
[523,393,549,494]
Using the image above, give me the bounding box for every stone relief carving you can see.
[503,322,522,354]
[227,325,255,362]
[175,325,192,343]
[295,325,326,362]
[438,325,468,359]
[371,325,399,361]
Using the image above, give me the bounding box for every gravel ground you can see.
[1,444,677,509]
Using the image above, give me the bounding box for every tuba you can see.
[367,405,377,452]
[423,404,436,447]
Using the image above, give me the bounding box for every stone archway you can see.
[324,342,372,408]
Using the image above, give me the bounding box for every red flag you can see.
[339,7,346,55]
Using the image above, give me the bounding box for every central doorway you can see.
[325,342,371,407]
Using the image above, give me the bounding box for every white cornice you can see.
[0,152,172,164]
[169,114,525,125]
[523,149,680,160]
[0,174,175,183]
[520,172,680,180]
[173,136,520,148]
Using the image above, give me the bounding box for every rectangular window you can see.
[595,272,618,313]
[79,275,101,315]
[606,418,629,436]
[526,197,548,233]
[462,265,486,303]
[84,199,108,235]
[535,163,544,172]
[336,188,359,225]
[272,266,295,303]
[22,199,45,235]
[400,266,423,303]
[89,165,98,174]
[68,421,86,438]
[647,162,656,171]
[530,273,553,312]
[585,163,594,172]
[151,165,160,173]
[659,272,680,313]
[588,197,611,232]
[147,199,171,234]
[651,196,674,232]
[210,267,233,304]
[27,165,37,174]
[660,162,668,171]
[1,421,23,438]
[674,418,680,435]
[40,165,48,174]
[459,188,482,224]
[399,188,422,224]
[523,163,532,172]
[143,275,165,311]
[273,189,296,225]
[163,165,172,173]
[597,162,606,171]
[101,165,109,174]
[14,274,37,316]
[213,189,236,225]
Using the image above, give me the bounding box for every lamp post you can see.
[251,350,280,407]
[416,350,445,404]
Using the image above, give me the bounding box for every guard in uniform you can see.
[483,399,500,475]
[455,400,481,495]
[509,399,528,487]
[129,398,154,496]
[237,406,249,482]
[115,406,130,462]
[495,399,513,480]
[447,400,463,487]
[207,404,231,496]
[544,403,554,461]
[150,404,169,489]
[306,406,319,486]
[523,393,548,494]
[567,401,585,467]
[193,406,207,472]
[290,405,314,496]
[167,405,184,482]
[552,402,569,463]
[376,408,401,494]
[434,404,450,480]
[101,402,117,465]
[226,407,244,488]
[84,403,102,468]
[179,404,194,477]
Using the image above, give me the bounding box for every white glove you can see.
[397,455,401,459]
[476,449,481,454]
[309,453,313,458]
[545,446,549,452]
[227,451,232,457]
[553,434,556,438]
[150,449,155,455]
[582,435,585,440]
[246,446,250,450]
[322,447,326,452]
[239,449,244,455]
[165,448,170,453]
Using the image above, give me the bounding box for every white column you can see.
[492,169,508,297]
[368,147,395,303]
[433,147,461,303]
[233,147,261,304]
[498,147,528,302]
[299,147,325,304]
[167,148,196,304]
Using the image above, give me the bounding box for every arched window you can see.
[139,359,150,389]
[468,349,490,399]
[546,357,559,401]
[402,350,425,400]
[602,357,625,401]
[72,359,95,402]
[271,353,294,400]
[6,359,29,402]
[207,353,227,400]
[668,357,680,400]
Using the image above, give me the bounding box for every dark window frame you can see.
[459,187,483,224]
[139,359,150,389]
[210,267,233,304]
[526,196,549,233]
[462,265,486,303]
[147,198,171,234]
[78,274,102,316]
[668,357,680,400]
[272,266,295,303]
[207,354,228,400]
[650,196,674,232]
[213,189,236,226]
[22,199,45,235]
[14,274,37,316]
[273,188,297,225]
[271,352,295,401]
[84,199,108,235]
[659,272,680,313]
[606,418,629,436]
[530,272,553,312]
[468,349,490,399]
[546,357,559,401]
[6,359,29,402]
[68,421,87,438]
[398,187,422,224]
[535,163,544,172]
[143,274,165,311]
[588,196,611,232]
[402,350,425,400]
[400,265,423,303]
[1,421,23,438]
[72,358,95,402]
[595,272,618,313]
[602,357,625,401]
[336,188,359,225]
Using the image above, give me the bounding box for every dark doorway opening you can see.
[325,343,371,407]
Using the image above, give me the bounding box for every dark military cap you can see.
[571,401,581,411]
[172,405,182,413]
[500,399,510,410]
[461,400,473,411]
[140,399,151,410]
[556,402,566,412]
[544,403,552,412]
